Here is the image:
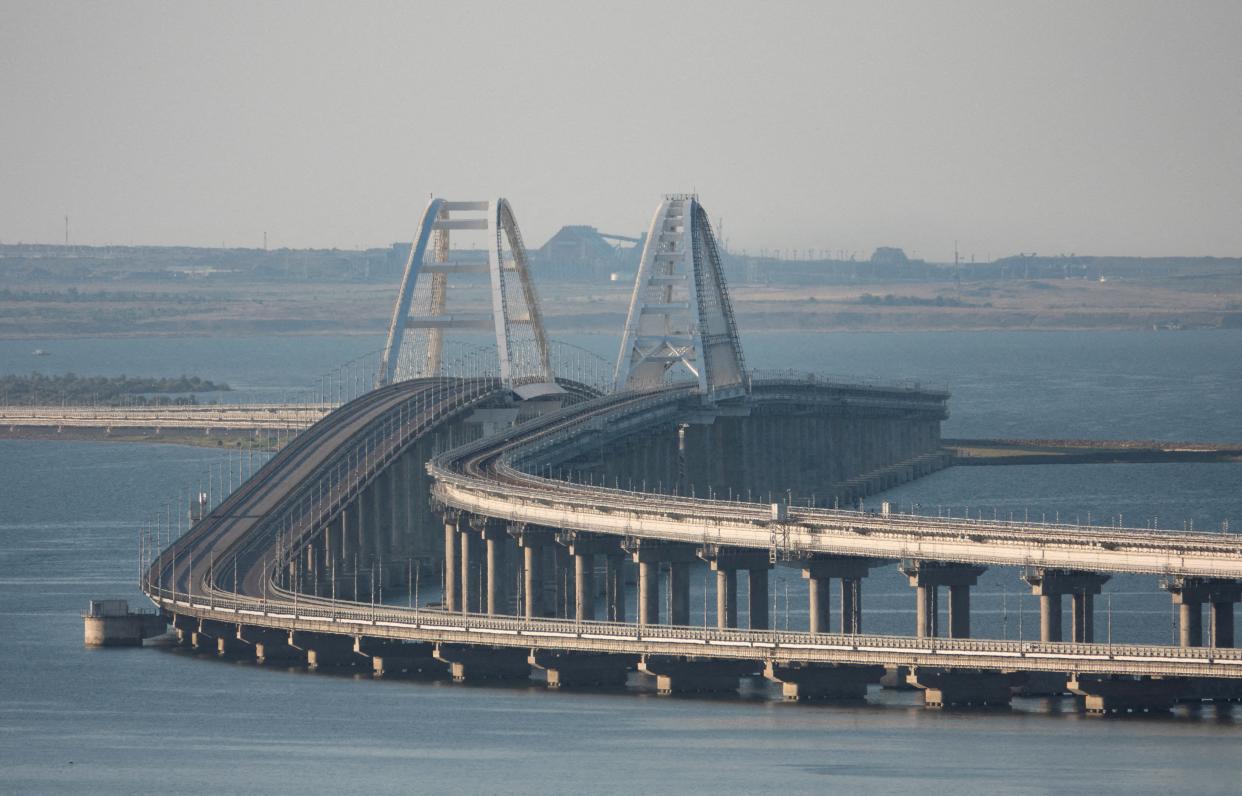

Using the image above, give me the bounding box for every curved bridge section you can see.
[144,374,1242,714]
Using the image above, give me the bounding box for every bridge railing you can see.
[145,578,1242,672]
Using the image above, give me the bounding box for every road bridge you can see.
[3,403,328,434]
[134,195,1242,715]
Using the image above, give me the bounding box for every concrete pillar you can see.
[1180,600,1203,648]
[484,525,506,616]
[1161,576,1237,649]
[575,551,595,621]
[716,568,738,629]
[748,567,769,630]
[807,574,830,635]
[841,577,862,634]
[669,562,690,625]
[916,584,938,638]
[903,561,985,639]
[1039,593,1062,642]
[1072,591,1095,643]
[1025,569,1109,643]
[1212,600,1235,648]
[460,526,476,613]
[524,544,542,619]
[606,554,625,622]
[443,517,459,612]
[948,584,971,639]
[639,561,659,626]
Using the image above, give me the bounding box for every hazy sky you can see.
[2,1,1239,260]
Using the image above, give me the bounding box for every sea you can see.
[1,329,1240,794]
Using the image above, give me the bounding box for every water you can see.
[2,330,1241,793]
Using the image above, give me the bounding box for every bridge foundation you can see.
[638,656,757,695]
[237,627,301,664]
[529,651,633,689]
[764,662,884,702]
[354,637,440,678]
[1068,674,1182,714]
[289,631,358,671]
[434,643,530,683]
[908,668,1015,709]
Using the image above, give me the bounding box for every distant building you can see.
[533,225,639,282]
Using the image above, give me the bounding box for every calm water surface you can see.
[2,330,1241,793]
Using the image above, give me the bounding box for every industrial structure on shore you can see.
[113,195,1242,715]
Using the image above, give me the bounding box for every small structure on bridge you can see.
[83,599,166,647]
[379,198,560,398]
[613,195,747,402]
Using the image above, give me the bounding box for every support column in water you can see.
[514,525,553,620]
[806,556,878,635]
[482,521,508,615]
[1025,569,1110,643]
[605,554,626,623]
[627,539,696,627]
[443,513,459,613]
[805,573,830,634]
[903,560,985,639]
[460,519,479,613]
[669,562,690,626]
[748,567,770,630]
[715,568,737,629]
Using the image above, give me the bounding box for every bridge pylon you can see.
[379,198,560,398]
[613,195,747,401]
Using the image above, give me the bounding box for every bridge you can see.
[137,195,1242,715]
[3,403,328,435]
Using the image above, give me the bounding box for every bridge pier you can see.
[1023,568,1111,643]
[716,569,737,628]
[628,540,697,626]
[565,532,621,622]
[605,553,626,622]
[802,556,879,634]
[702,546,771,629]
[482,521,508,615]
[764,662,884,702]
[460,517,486,613]
[514,526,551,619]
[901,561,986,638]
[1163,577,1242,648]
[443,514,460,612]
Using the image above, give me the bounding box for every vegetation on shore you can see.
[0,372,231,406]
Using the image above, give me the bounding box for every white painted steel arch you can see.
[379,198,558,396]
[613,195,747,401]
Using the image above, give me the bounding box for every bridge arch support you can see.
[379,198,558,397]
[613,194,747,402]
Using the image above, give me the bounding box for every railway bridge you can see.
[139,196,1242,715]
